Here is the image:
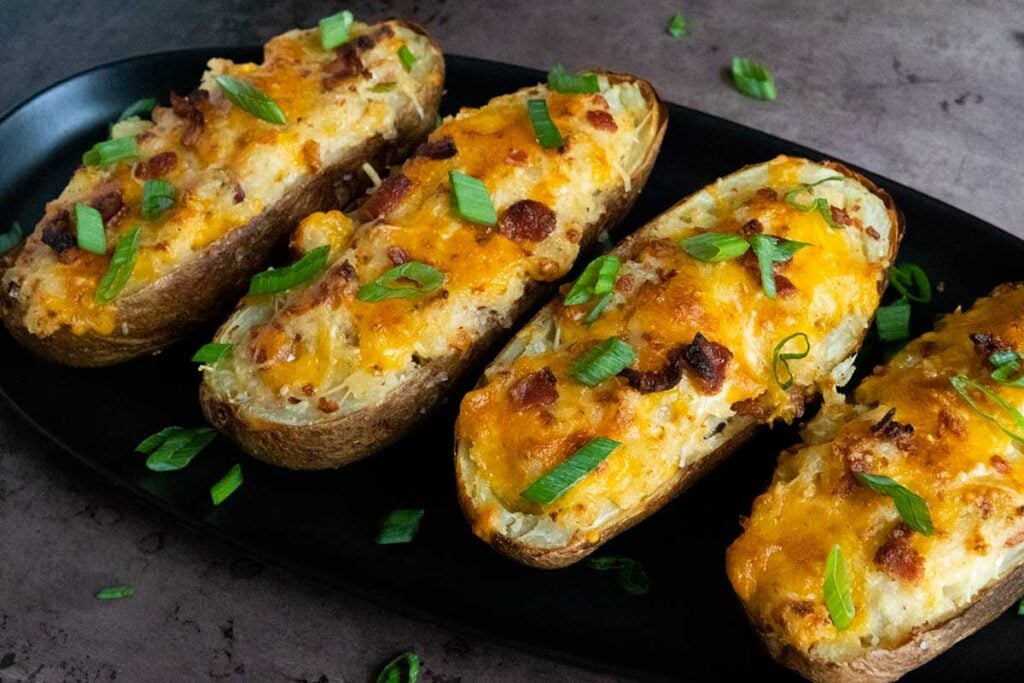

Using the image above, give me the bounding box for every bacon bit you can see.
[740,219,764,236]
[232,184,246,204]
[498,199,557,242]
[830,206,854,226]
[938,408,967,439]
[301,139,322,172]
[976,494,994,518]
[1006,529,1024,548]
[739,250,795,296]
[615,274,635,294]
[57,247,82,265]
[249,324,293,365]
[414,136,458,160]
[353,34,375,50]
[40,210,76,254]
[322,45,370,89]
[680,333,732,393]
[731,395,769,419]
[774,274,797,298]
[588,94,610,110]
[874,522,924,581]
[301,383,316,397]
[317,397,340,413]
[586,110,617,132]
[918,341,938,358]
[869,407,915,449]
[359,173,412,221]
[992,454,1012,475]
[506,148,528,166]
[133,151,178,179]
[90,188,126,226]
[286,396,301,404]
[969,332,1009,358]
[509,367,559,408]
[170,89,208,147]
[865,226,881,240]
[620,346,686,393]
[566,228,581,244]
[755,187,777,202]
[387,246,410,265]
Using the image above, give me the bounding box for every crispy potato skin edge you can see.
[455,162,906,569]
[201,75,668,470]
[0,21,441,368]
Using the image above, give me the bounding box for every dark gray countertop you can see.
[2,1,1022,681]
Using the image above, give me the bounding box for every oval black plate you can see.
[2,50,1022,682]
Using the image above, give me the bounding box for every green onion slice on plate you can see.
[586,556,651,595]
[375,508,425,544]
[135,425,216,472]
[667,13,689,39]
[0,221,25,255]
[888,263,931,303]
[249,245,330,295]
[215,75,287,125]
[449,171,497,225]
[521,437,620,505]
[875,298,911,342]
[375,651,421,683]
[731,57,777,101]
[210,463,243,506]
[95,585,134,600]
[357,261,444,302]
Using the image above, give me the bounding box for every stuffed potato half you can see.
[199,72,667,469]
[455,156,904,568]
[0,19,444,366]
[727,283,1024,683]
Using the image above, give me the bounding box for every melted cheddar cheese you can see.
[203,76,661,424]
[3,20,442,337]
[727,284,1024,663]
[456,156,898,548]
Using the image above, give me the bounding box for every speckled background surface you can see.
[2,1,1023,681]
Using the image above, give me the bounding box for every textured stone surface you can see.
[1,1,1022,681]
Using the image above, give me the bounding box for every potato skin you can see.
[200,77,668,470]
[455,162,905,569]
[0,21,444,368]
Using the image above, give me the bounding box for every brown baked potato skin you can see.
[455,159,904,569]
[0,20,443,367]
[202,83,667,469]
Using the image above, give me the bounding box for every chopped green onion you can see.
[141,179,176,220]
[747,234,811,299]
[449,171,497,225]
[823,544,855,630]
[249,245,330,295]
[74,203,106,254]
[95,586,133,600]
[888,263,931,303]
[546,63,599,94]
[772,332,810,390]
[95,227,141,303]
[1019,596,1024,616]
[667,13,689,39]
[586,556,651,595]
[521,437,620,505]
[570,337,637,387]
[875,298,911,342]
[215,75,287,125]
[564,255,621,306]
[397,45,417,72]
[375,651,420,683]
[527,98,564,149]
[0,221,25,255]
[731,57,777,101]
[370,82,397,93]
[584,291,613,324]
[991,351,1024,388]
[83,136,139,168]
[357,261,444,302]
[854,472,934,536]
[375,508,425,544]
[950,376,1024,443]
[784,176,843,229]
[117,97,157,122]
[210,463,243,506]
[135,425,216,472]
[319,10,354,50]
[680,232,750,262]
[191,342,233,364]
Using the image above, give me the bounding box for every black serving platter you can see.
[1,49,1023,683]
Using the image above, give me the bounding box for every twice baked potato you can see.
[455,156,904,568]
[199,72,667,469]
[0,18,444,366]
[727,283,1024,683]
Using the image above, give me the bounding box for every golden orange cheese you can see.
[727,283,1024,662]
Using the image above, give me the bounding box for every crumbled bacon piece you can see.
[937,408,966,439]
[755,187,777,202]
[498,199,556,242]
[387,246,411,265]
[134,151,178,179]
[322,45,370,89]
[232,184,246,204]
[40,210,76,254]
[90,188,126,226]
[506,148,528,165]
[586,110,617,132]
[991,455,1012,475]
[865,226,881,240]
[740,219,764,236]
[969,332,1009,358]
[359,173,412,221]
[680,332,733,393]
[774,274,797,298]
[414,136,458,160]
[170,89,208,147]
[830,206,854,226]
[869,407,915,449]
[508,368,559,408]
[615,274,635,294]
[874,522,924,581]
[317,397,340,413]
